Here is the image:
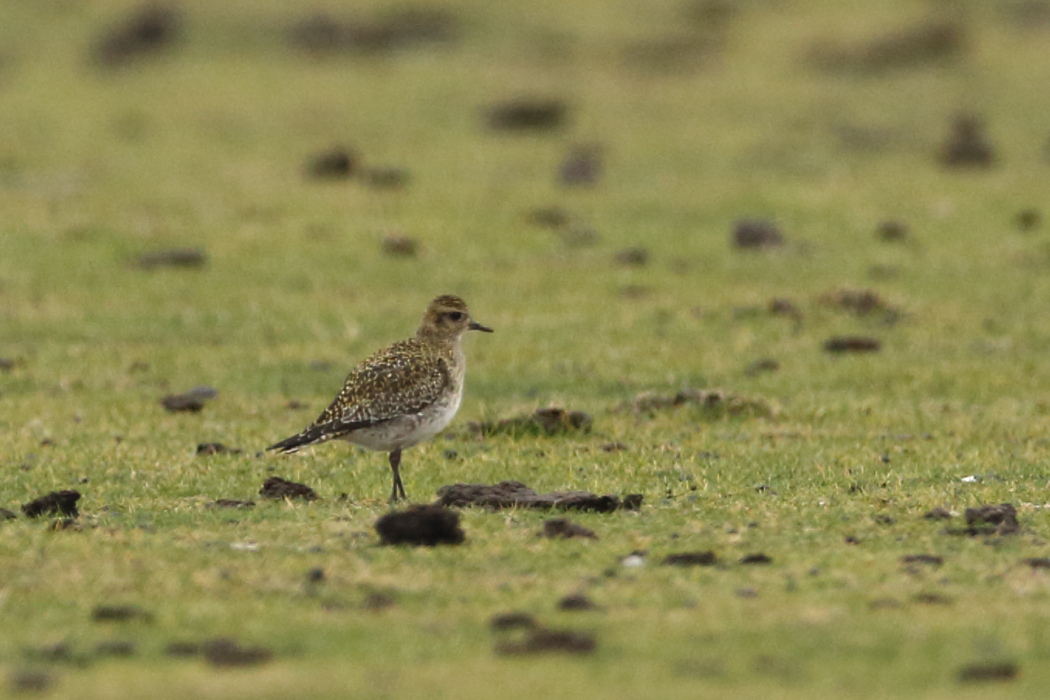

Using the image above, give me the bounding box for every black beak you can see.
[469,321,494,333]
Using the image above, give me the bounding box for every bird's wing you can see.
[267,339,451,452]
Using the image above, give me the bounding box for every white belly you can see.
[341,390,463,452]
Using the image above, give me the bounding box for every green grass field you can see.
[3,1,1050,697]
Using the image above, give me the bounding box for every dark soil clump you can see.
[740,553,772,565]
[663,551,718,566]
[940,114,996,168]
[259,476,319,501]
[957,662,1018,683]
[495,627,596,655]
[809,20,964,73]
[196,443,240,456]
[22,490,81,518]
[486,98,568,132]
[94,640,136,657]
[818,288,897,318]
[207,499,255,509]
[375,505,465,546]
[877,220,909,242]
[287,9,460,56]
[436,481,641,513]
[466,407,593,436]
[490,612,538,631]
[901,554,943,567]
[92,604,153,623]
[732,219,783,249]
[541,518,598,540]
[92,3,182,68]
[134,248,206,270]
[823,336,881,353]
[559,143,603,186]
[617,387,775,419]
[1015,209,1041,232]
[304,147,356,179]
[0,508,16,521]
[958,503,1020,535]
[201,638,273,668]
[1021,557,1050,569]
[160,393,205,413]
[558,593,599,611]
[381,234,419,257]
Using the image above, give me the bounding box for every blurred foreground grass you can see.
[3,0,1050,697]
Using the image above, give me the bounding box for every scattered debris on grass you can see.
[161,386,217,413]
[740,553,772,565]
[207,499,255,509]
[436,481,642,513]
[808,20,965,73]
[923,506,952,520]
[490,612,538,631]
[616,388,776,419]
[940,113,996,168]
[731,219,783,249]
[375,505,465,546]
[381,233,419,257]
[486,98,568,132]
[21,490,80,518]
[91,604,153,623]
[201,638,273,668]
[901,554,943,567]
[495,627,597,656]
[0,508,16,521]
[559,143,603,186]
[133,248,207,270]
[541,518,598,540]
[1021,557,1050,569]
[259,476,319,501]
[304,146,356,179]
[876,220,909,242]
[91,3,182,68]
[823,336,881,353]
[558,593,599,611]
[957,661,1019,683]
[954,503,1020,535]
[662,551,717,567]
[466,407,593,436]
[196,443,240,456]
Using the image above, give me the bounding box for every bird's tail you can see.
[266,426,328,454]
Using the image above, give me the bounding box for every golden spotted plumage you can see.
[267,295,492,502]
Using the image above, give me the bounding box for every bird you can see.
[267,295,492,502]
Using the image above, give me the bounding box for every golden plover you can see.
[267,295,492,502]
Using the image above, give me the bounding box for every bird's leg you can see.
[388,448,407,503]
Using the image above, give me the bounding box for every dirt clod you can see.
[541,518,598,540]
[818,288,897,318]
[901,554,943,567]
[259,476,319,501]
[663,551,717,567]
[1021,557,1050,569]
[960,503,1020,535]
[809,20,964,73]
[467,407,593,437]
[823,336,881,353]
[287,9,459,56]
[940,114,996,168]
[1015,209,1041,232]
[8,669,54,693]
[436,481,642,513]
[94,640,136,657]
[160,393,205,413]
[877,220,909,241]
[495,627,596,655]
[615,247,649,266]
[196,443,240,456]
[1,508,16,521]
[381,234,419,257]
[559,143,603,186]
[201,638,273,668]
[134,248,206,270]
[957,662,1018,683]
[617,388,775,419]
[375,505,465,546]
[486,98,568,132]
[490,612,538,631]
[732,219,783,249]
[22,490,81,518]
[558,593,599,611]
[740,553,772,565]
[304,147,356,179]
[92,3,182,68]
[92,604,153,623]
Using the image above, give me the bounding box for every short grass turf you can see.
[3,0,1050,698]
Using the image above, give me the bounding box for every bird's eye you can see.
[448,311,464,321]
